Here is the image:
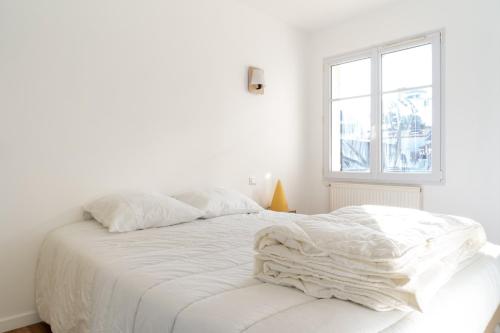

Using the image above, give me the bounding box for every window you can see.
[324,32,442,184]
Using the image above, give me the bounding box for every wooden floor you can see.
[5,323,51,333]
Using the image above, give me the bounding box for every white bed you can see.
[36,211,500,333]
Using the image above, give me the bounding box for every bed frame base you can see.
[485,306,500,333]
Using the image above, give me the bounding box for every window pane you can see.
[382,88,432,173]
[332,97,371,172]
[382,44,432,92]
[331,58,371,99]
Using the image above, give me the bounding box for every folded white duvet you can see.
[254,205,486,312]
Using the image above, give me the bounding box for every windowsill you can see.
[323,173,445,186]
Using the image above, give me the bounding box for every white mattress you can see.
[36,211,500,333]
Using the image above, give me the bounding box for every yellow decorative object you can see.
[270,180,289,212]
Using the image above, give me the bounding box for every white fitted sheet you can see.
[35,211,500,333]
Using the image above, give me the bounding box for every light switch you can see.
[248,176,257,186]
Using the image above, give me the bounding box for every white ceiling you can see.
[239,0,399,31]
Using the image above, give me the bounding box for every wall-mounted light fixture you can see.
[248,67,265,95]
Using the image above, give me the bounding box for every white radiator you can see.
[329,183,422,211]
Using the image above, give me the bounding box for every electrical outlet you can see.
[248,176,257,186]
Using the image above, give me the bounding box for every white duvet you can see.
[36,210,499,333]
[254,206,487,312]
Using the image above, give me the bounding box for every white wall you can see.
[305,0,500,241]
[0,0,307,328]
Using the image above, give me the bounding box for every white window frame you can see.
[323,31,443,185]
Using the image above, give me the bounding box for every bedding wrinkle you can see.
[170,282,263,333]
[239,298,318,333]
[132,261,252,333]
[119,249,256,332]
[121,244,253,273]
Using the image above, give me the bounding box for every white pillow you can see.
[174,188,263,218]
[84,192,204,232]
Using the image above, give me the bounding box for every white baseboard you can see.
[0,311,40,333]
